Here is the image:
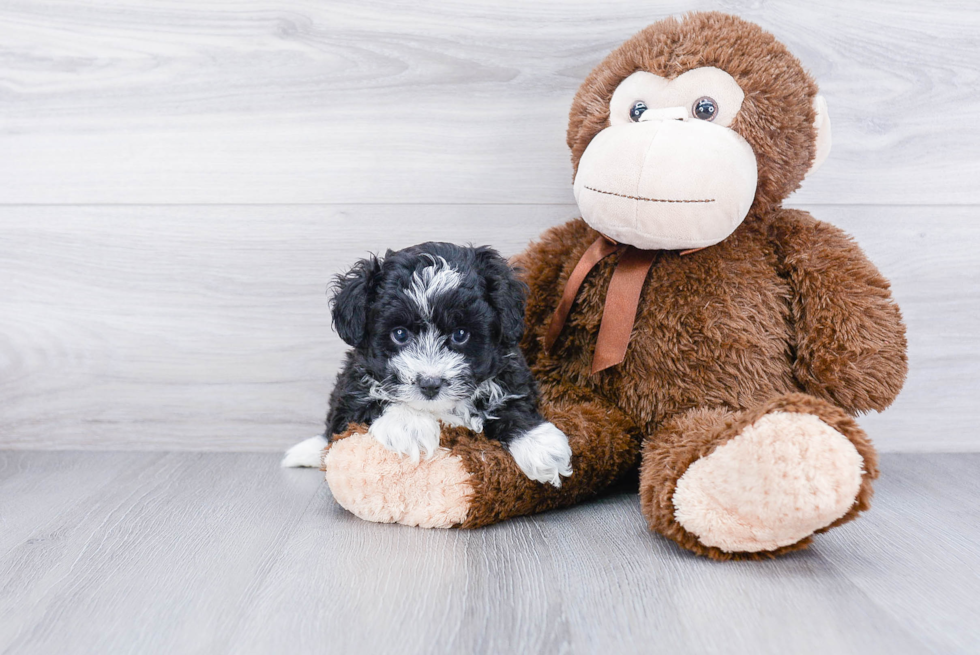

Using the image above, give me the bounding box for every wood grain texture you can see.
[1,204,976,452]
[0,0,976,204]
[0,451,323,653]
[0,451,977,654]
[819,454,980,654]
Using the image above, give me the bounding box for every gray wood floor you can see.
[1,451,977,655]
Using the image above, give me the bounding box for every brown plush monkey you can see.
[323,12,907,560]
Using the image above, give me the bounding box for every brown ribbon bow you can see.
[544,236,702,375]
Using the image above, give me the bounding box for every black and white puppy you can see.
[282,242,573,487]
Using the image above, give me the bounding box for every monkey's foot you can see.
[672,409,865,554]
[324,430,473,529]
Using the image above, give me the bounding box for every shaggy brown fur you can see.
[492,12,903,558]
[327,12,908,559]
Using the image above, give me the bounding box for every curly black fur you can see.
[324,242,547,446]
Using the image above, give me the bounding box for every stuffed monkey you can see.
[323,12,907,560]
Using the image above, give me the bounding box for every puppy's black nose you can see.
[417,376,445,399]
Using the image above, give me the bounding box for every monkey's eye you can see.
[450,328,470,345]
[629,101,648,122]
[692,97,718,121]
[390,327,412,345]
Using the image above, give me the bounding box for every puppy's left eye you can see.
[450,328,470,345]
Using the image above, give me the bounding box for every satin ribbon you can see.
[544,236,703,375]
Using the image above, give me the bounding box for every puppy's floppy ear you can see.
[330,255,383,347]
[475,246,528,347]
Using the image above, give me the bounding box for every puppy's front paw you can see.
[369,405,441,462]
[507,422,573,487]
[281,434,329,468]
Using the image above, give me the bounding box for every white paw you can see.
[369,404,441,463]
[507,422,573,487]
[281,434,329,468]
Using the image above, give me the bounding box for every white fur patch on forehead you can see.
[406,256,463,319]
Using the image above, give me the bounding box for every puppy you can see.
[282,242,573,487]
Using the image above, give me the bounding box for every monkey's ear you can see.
[808,95,832,176]
[475,247,528,347]
[330,255,383,347]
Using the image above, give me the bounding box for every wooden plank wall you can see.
[1,0,977,451]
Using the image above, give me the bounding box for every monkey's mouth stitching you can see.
[584,186,715,204]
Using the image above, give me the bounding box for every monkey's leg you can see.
[323,392,641,529]
[639,393,878,560]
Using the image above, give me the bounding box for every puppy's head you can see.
[330,242,527,411]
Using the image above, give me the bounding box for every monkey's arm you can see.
[772,209,908,414]
[512,218,597,368]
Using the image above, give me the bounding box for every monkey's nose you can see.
[639,106,688,122]
[417,376,445,399]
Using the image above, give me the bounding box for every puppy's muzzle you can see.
[417,376,445,400]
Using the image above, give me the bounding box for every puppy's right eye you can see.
[390,327,412,345]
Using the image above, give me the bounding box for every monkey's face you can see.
[568,13,832,252]
[573,67,758,250]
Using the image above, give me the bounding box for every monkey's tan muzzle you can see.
[573,115,758,251]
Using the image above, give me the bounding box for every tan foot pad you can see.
[672,412,864,553]
[324,432,473,528]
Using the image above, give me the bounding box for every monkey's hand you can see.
[324,423,474,529]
